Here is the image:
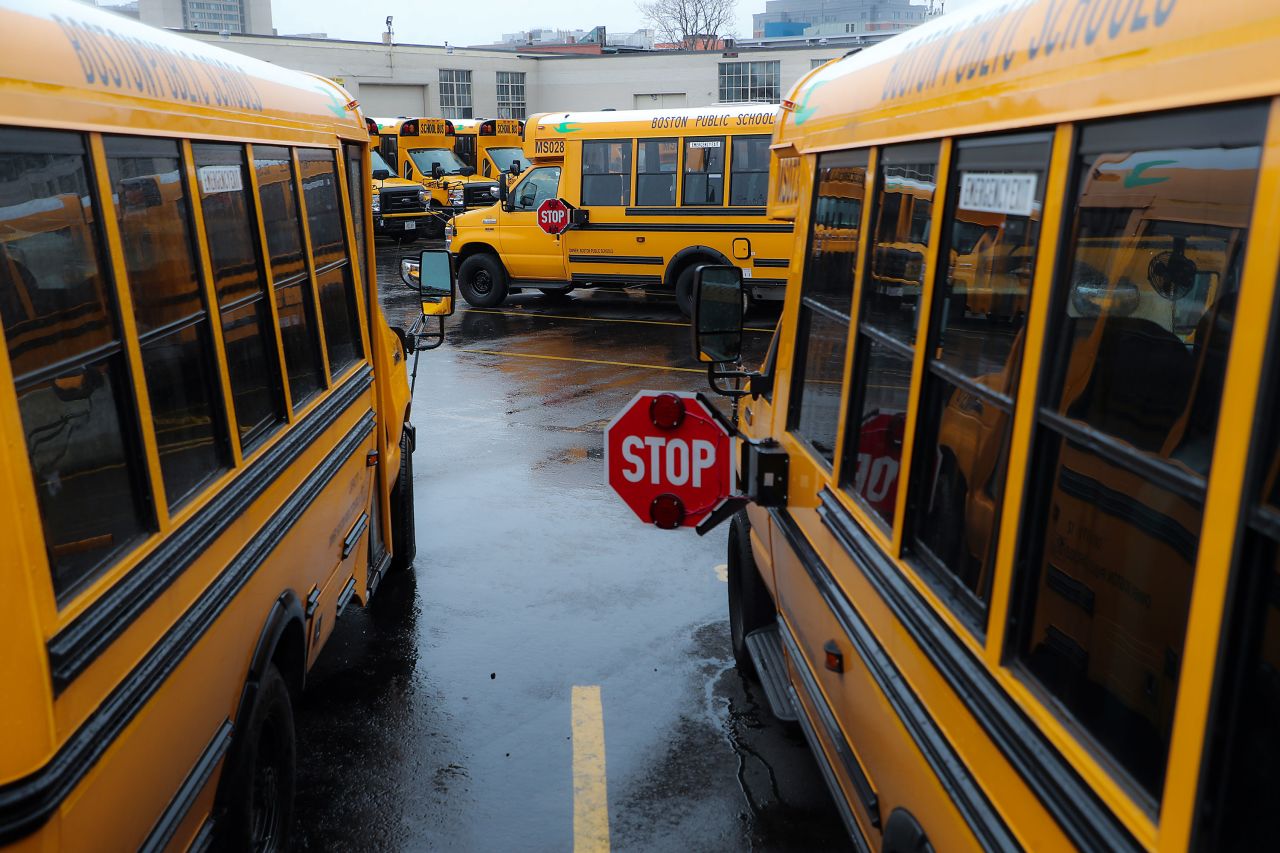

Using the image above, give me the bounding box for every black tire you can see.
[674,264,697,318]
[389,426,416,572]
[458,253,509,308]
[216,663,295,853]
[538,287,573,299]
[728,512,774,680]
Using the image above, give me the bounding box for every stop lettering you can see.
[605,391,733,529]
[536,198,571,235]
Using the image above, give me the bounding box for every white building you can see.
[183,30,853,118]
[753,0,931,39]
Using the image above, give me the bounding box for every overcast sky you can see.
[202,0,985,48]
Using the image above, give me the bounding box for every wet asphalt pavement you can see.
[289,236,853,852]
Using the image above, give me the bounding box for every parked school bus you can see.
[372,116,500,237]
[445,104,792,312]
[452,118,527,182]
[0,2,453,848]
[361,117,434,238]
[678,0,1280,848]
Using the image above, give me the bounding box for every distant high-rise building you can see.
[137,0,273,35]
[752,0,931,40]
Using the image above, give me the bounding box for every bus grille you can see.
[380,187,426,214]
[463,182,499,208]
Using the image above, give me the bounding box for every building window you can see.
[812,57,830,68]
[439,69,474,120]
[497,71,526,120]
[718,61,780,103]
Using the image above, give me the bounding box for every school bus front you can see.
[445,105,792,313]
[453,118,527,182]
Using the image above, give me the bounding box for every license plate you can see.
[404,220,416,231]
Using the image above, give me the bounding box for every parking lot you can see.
[287,237,852,851]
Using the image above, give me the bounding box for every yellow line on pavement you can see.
[572,685,610,853]
[460,348,704,373]
[465,307,775,333]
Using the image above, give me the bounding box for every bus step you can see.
[745,625,798,722]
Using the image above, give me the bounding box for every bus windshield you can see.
[370,150,394,176]
[408,147,467,176]
[487,147,525,173]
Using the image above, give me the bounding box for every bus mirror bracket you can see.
[691,391,789,535]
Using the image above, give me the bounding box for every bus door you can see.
[499,165,567,281]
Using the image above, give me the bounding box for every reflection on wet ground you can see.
[291,237,851,851]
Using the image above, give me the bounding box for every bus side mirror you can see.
[460,166,476,177]
[691,265,743,364]
[509,161,522,176]
[431,162,444,179]
[400,250,457,351]
[372,168,390,180]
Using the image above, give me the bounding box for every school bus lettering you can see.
[878,0,1180,102]
[651,115,690,129]
[735,111,776,126]
[51,13,263,110]
[535,138,566,155]
[422,118,449,134]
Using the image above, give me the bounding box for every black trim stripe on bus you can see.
[569,273,663,285]
[623,206,767,217]
[749,279,788,288]
[779,619,881,830]
[0,410,374,847]
[811,488,1143,852]
[566,254,664,265]
[578,222,794,234]
[46,366,374,695]
[139,718,232,853]
[769,505,1019,851]
[753,258,790,268]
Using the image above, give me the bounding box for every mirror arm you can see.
[705,362,761,400]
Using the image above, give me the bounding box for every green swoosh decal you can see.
[554,121,582,133]
[1124,160,1177,188]
[794,80,827,125]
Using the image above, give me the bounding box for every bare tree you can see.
[638,0,738,49]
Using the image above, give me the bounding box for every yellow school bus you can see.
[362,116,433,239]
[445,104,792,312]
[684,0,1280,849]
[372,116,500,237]
[452,118,528,182]
[0,1,440,848]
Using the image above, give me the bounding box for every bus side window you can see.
[729,135,770,206]
[636,138,677,206]
[581,140,632,206]
[840,142,940,528]
[0,128,152,600]
[1012,103,1267,799]
[787,149,867,465]
[1201,305,1280,849]
[193,142,286,452]
[682,136,725,205]
[254,146,326,409]
[343,143,369,280]
[906,131,1053,628]
[105,135,230,510]
[298,148,364,376]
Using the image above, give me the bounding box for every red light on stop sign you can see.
[650,493,685,529]
[649,393,685,429]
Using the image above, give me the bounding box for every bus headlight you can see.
[371,194,381,214]
[448,187,465,208]
[418,189,429,204]
[444,221,455,249]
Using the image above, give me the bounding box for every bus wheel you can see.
[458,254,509,308]
[389,426,416,572]
[675,264,700,317]
[728,512,774,680]
[538,287,573,299]
[219,664,295,853]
